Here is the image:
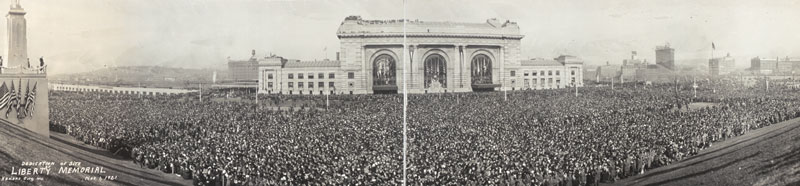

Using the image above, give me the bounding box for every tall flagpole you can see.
[402,0,408,185]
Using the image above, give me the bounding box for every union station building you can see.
[238,16,584,95]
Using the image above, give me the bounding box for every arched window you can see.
[372,54,396,86]
[424,54,447,88]
[471,54,493,84]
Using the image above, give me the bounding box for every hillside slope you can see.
[0,120,190,186]
[612,117,800,186]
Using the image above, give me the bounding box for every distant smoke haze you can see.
[6,0,799,75]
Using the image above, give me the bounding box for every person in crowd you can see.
[49,79,800,185]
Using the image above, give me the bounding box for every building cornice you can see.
[337,32,524,40]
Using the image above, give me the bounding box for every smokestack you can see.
[336,52,340,61]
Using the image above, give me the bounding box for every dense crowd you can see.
[49,80,800,185]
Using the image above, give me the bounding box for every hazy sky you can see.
[6,0,800,75]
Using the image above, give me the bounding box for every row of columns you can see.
[51,85,190,95]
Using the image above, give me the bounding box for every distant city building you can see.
[248,16,583,95]
[634,65,678,82]
[655,44,675,70]
[622,51,647,68]
[582,65,597,81]
[595,62,621,82]
[517,55,584,90]
[750,56,800,75]
[227,51,266,83]
[51,83,196,95]
[619,51,648,82]
[257,57,340,95]
[593,49,680,84]
[709,53,735,76]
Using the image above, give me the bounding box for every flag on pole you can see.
[0,82,10,109]
[18,80,30,118]
[5,81,16,118]
[712,42,715,50]
[16,79,22,111]
[24,81,37,117]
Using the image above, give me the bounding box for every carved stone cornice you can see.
[338,33,524,40]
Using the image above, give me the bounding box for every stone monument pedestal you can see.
[0,73,49,137]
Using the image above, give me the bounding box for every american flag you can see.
[15,79,22,112]
[0,82,10,110]
[16,80,30,119]
[24,81,37,117]
[4,81,15,118]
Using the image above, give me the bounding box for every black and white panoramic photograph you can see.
[1,0,799,185]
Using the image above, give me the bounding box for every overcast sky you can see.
[6,0,800,74]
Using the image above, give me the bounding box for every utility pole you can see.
[693,76,698,98]
[503,75,508,101]
[401,1,408,185]
[199,83,202,102]
[573,82,578,97]
[671,78,679,100]
[504,83,508,101]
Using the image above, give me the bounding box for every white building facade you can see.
[255,16,584,95]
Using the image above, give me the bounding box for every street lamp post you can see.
[692,76,698,98]
[573,82,578,97]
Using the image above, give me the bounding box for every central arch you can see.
[424,54,447,89]
[471,54,493,85]
[372,53,397,93]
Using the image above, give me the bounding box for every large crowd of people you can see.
[49,81,800,185]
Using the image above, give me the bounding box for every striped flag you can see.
[0,82,9,109]
[17,80,30,119]
[24,81,37,117]
[5,81,15,118]
[15,79,22,112]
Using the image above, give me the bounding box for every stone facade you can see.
[254,16,584,94]
[750,56,800,75]
[6,1,27,68]
[515,56,584,90]
[51,83,196,95]
[709,53,735,76]
[655,45,675,70]
[0,1,49,137]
